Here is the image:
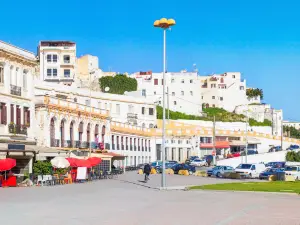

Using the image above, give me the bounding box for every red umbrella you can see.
[0,158,16,171]
[76,159,92,168]
[87,157,102,166]
[66,158,80,167]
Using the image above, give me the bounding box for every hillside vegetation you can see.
[156,106,271,126]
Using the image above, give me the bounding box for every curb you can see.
[188,189,299,196]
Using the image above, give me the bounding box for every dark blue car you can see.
[259,168,284,180]
[172,163,196,174]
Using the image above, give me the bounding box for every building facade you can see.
[283,121,300,130]
[0,40,37,174]
[38,41,76,85]
[130,71,202,116]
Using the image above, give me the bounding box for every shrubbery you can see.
[286,151,300,162]
[99,74,137,95]
[156,106,271,126]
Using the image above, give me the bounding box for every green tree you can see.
[99,74,137,95]
[33,161,52,175]
[246,88,263,100]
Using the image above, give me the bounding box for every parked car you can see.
[151,161,162,168]
[269,146,282,152]
[259,168,284,180]
[189,156,199,161]
[235,163,266,178]
[190,159,207,167]
[285,165,300,180]
[265,161,286,169]
[287,145,300,150]
[240,150,258,156]
[227,152,241,158]
[155,162,175,173]
[207,166,234,177]
[168,160,178,165]
[172,163,196,174]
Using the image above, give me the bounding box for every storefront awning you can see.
[200,141,230,149]
[101,152,126,160]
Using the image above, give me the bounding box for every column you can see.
[11,104,16,124]
[21,106,24,125]
[3,63,10,94]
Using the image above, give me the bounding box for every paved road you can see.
[0,172,299,225]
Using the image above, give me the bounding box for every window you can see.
[47,54,58,62]
[172,92,175,96]
[47,69,52,76]
[23,71,27,90]
[240,86,244,90]
[64,69,71,77]
[190,79,193,83]
[201,96,203,99]
[232,75,236,78]
[116,104,120,115]
[142,89,146,96]
[159,101,161,104]
[63,55,70,63]
[190,91,193,96]
[220,97,223,101]
[149,108,154,115]
[181,79,184,83]
[0,65,3,84]
[174,101,177,105]
[211,84,216,88]
[154,79,158,85]
[212,96,215,99]
[181,91,184,96]
[142,107,145,115]
[85,99,90,106]
[53,69,57,76]
[154,91,156,95]
[0,103,7,125]
[53,55,58,62]
[47,55,52,62]
[161,79,164,85]
[171,78,175,83]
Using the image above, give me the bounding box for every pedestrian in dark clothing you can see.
[143,164,151,182]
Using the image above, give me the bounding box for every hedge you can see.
[99,74,137,95]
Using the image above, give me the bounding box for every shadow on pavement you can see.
[114,178,160,190]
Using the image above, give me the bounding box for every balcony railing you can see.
[138,146,140,151]
[10,85,22,96]
[142,147,144,152]
[117,144,120,150]
[127,113,138,119]
[105,143,110,150]
[134,146,137,151]
[126,145,129,150]
[50,139,60,147]
[130,145,133,151]
[8,124,27,135]
[112,144,116,150]
[121,145,124,150]
[149,147,151,152]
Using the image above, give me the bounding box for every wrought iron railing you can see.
[8,124,27,135]
[10,85,21,96]
[50,139,60,147]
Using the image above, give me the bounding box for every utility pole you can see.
[213,116,216,165]
[167,86,170,121]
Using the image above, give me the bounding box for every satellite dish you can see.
[104,87,110,92]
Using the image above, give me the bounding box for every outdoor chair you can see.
[64,174,72,184]
[37,175,47,186]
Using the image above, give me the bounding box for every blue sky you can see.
[1,0,299,120]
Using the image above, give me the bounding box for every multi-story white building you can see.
[0,40,37,174]
[200,72,248,112]
[130,70,202,116]
[283,121,300,130]
[38,41,76,85]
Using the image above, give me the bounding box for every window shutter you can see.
[27,110,30,127]
[3,105,7,125]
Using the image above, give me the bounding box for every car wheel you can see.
[216,172,222,178]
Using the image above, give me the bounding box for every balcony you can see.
[126,145,129,150]
[127,113,138,119]
[134,146,137,151]
[130,145,133,151]
[145,147,148,152]
[117,144,120,150]
[121,145,124,150]
[50,139,60,147]
[105,143,110,150]
[149,147,151,152]
[8,124,27,135]
[112,144,116,150]
[138,146,140,151]
[142,147,144,152]
[10,85,21,96]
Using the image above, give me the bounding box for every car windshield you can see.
[285,166,298,171]
[213,166,221,170]
[236,164,252,169]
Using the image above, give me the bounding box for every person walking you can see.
[143,163,151,182]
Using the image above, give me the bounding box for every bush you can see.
[286,151,300,162]
[246,88,263,100]
[99,74,137,95]
[284,126,300,139]
[33,161,52,175]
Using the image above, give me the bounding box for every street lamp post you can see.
[154,18,176,188]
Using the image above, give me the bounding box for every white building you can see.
[283,121,300,130]
[130,70,202,116]
[38,41,76,85]
[200,72,248,112]
[0,40,37,174]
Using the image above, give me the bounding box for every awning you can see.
[200,141,230,149]
[101,152,126,160]
[230,141,246,146]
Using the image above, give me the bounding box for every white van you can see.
[285,163,300,180]
[235,163,266,178]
